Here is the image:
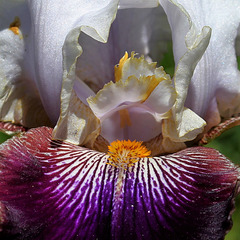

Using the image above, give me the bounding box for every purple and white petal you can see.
[0,121,26,135]
[0,127,239,239]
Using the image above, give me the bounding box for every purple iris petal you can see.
[0,127,239,239]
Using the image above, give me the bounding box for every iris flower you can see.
[0,0,240,239]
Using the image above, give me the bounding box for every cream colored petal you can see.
[178,0,240,120]
[173,26,210,138]
[84,50,178,144]
[0,27,50,128]
[160,0,211,141]
[53,91,100,147]
[87,70,174,120]
[162,108,205,142]
[76,6,170,93]
[53,0,119,145]
[179,108,206,140]
[86,54,176,143]
[87,76,156,119]
[27,0,119,122]
[144,79,176,114]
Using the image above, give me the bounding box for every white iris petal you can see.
[87,53,176,143]
[0,0,51,127]
[177,0,240,123]
[0,0,119,127]
[0,1,218,154]
[53,0,211,154]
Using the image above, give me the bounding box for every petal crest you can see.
[86,53,176,143]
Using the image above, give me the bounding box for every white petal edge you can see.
[75,7,168,95]
[27,0,119,123]
[178,0,240,119]
[53,0,119,145]
[0,20,51,127]
[160,0,211,140]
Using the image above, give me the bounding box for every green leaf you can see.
[0,132,13,144]
[159,42,175,77]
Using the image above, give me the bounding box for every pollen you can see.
[107,140,151,169]
[9,16,21,35]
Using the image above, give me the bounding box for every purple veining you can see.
[0,127,239,240]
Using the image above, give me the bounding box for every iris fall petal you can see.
[0,121,26,135]
[0,127,239,239]
[1,2,240,240]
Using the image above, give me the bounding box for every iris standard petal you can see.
[86,53,176,143]
[54,1,211,146]
[27,0,119,123]
[176,0,240,121]
[0,127,239,239]
[75,7,162,94]
[0,1,51,128]
[75,5,172,94]
[160,0,211,141]
[55,4,171,144]
[53,0,119,144]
